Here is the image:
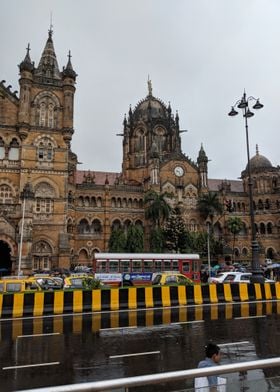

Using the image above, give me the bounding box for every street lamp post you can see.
[18,182,34,278]
[228,91,264,283]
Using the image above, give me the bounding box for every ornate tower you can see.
[16,28,77,272]
[121,79,183,186]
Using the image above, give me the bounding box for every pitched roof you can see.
[75,170,120,185]
[208,179,244,193]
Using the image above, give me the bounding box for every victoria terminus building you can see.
[0,30,279,274]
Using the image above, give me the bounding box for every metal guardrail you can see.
[19,357,280,391]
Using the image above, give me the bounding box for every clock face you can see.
[174,166,184,177]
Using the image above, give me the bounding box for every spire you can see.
[197,143,208,163]
[147,76,153,96]
[175,110,179,127]
[35,29,61,79]
[62,50,77,79]
[19,43,34,72]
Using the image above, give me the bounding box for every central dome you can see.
[245,146,273,172]
[133,95,169,121]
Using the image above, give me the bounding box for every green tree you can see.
[150,227,165,252]
[126,225,144,252]
[197,192,223,230]
[163,208,189,253]
[144,190,172,228]
[108,228,126,252]
[227,216,243,262]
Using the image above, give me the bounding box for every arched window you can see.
[265,199,270,210]
[135,220,143,228]
[67,219,74,234]
[112,219,121,231]
[242,248,248,256]
[32,240,52,271]
[0,184,13,204]
[0,138,5,159]
[8,138,19,160]
[239,222,247,236]
[123,219,132,234]
[260,222,266,235]
[91,219,102,234]
[78,219,90,234]
[111,198,116,208]
[234,248,240,257]
[78,249,88,265]
[34,182,55,214]
[258,199,264,210]
[267,222,273,235]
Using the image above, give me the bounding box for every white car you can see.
[208,272,275,284]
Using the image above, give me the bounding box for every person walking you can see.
[195,343,226,391]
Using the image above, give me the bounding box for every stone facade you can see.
[0,31,279,274]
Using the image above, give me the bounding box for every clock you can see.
[174,166,184,177]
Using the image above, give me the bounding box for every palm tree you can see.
[227,216,243,262]
[144,190,171,228]
[197,192,223,230]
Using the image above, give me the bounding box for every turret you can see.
[18,44,34,126]
[197,143,208,189]
[62,51,77,134]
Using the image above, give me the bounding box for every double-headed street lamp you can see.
[228,91,264,283]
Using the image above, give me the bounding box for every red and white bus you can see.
[92,253,201,286]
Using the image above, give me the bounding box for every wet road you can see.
[1,301,280,391]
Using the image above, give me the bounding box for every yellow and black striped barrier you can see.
[1,301,280,340]
[0,283,279,319]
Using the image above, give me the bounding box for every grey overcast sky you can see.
[1,0,279,180]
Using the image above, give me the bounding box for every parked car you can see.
[0,278,41,293]
[28,276,62,290]
[63,275,102,289]
[152,272,193,286]
[208,271,275,284]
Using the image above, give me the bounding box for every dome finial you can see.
[147,75,153,96]
[256,144,259,155]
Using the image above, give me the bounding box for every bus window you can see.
[132,260,142,272]
[193,260,200,272]
[120,259,130,272]
[0,282,4,292]
[154,260,162,272]
[182,262,190,273]
[109,260,119,272]
[172,260,179,270]
[164,260,171,271]
[143,260,153,272]
[96,260,107,272]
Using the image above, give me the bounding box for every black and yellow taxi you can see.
[0,277,41,293]
[152,272,194,286]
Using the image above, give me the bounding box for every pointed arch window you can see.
[32,240,52,271]
[34,182,55,215]
[0,184,13,204]
[8,138,19,160]
[0,138,4,159]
